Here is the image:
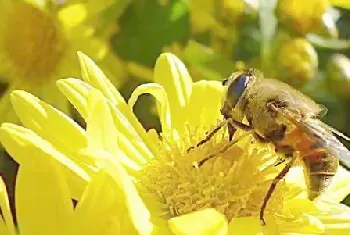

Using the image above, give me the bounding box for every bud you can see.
[316,8,339,39]
[220,0,258,25]
[327,54,350,99]
[277,38,318,84]
[277,0,329,35]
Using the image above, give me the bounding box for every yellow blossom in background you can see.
[277,38,318,84]
[0,0,125,124]
[190,0,258,35]
[0,52,350,234]
[277,0,329,35]
[277,0,350,35]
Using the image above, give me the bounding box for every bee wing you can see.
[300,119,350,169]
[316,120,350,141]
[269,104,350,168]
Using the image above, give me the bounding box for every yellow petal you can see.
[277,215,325,234]
[186,80,224,128]
[16,156,74,235]
[321,166,350,203]
[281,199,333,233]
[168,208,228,235]
[312,202,350,234]
[73,169,121,235]
[58,77,158,158]
[77,52,155,151]
[86,89,142,173]
[286,198,319,216]
[56,78,90,120]
[228,217,262,235]
[0,84,19,124]
[128,83,172,137]
[86,89,119,156]
[284,165,308,199]
[0,178,16,235]
[154,53,192,135]
[286,165,350,203]
[0,123,90,199]
[10,90,87,155]
[107,100,155,163]
[325,224,350,235]
[99,153,153,235]
[77,51,125,105]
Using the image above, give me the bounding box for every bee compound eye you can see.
[230,75,249,96]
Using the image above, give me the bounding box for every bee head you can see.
[221,71,255,117]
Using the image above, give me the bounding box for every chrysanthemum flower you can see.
[0,0,124,123]
[277,0,350,35]
[0,52,350,234]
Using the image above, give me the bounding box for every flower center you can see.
[137,124,288,222]
[5,2,65,83]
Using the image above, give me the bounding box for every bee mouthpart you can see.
[192,161,199,169]
[187,146,194,153]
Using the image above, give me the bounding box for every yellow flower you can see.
[277,0,328,35]
[277,0,350,35]
[277,38,318,84]
[0,0,125,124]
[190,0,258,34]
[1,52,350,234]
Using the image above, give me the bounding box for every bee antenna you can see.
[247,68,254,74]
[246,68,263,79]
[242,67,252,74]
[222,78,229,86]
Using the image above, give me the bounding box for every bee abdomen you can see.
[302,148,339,200]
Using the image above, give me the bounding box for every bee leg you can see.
[273,145,294,166]
[229,119,252,131]
[274,158,286,166]
[260,155,297,225]
[229,119,270,143]
[194,131,251,168]
[251,132,270,143]
[187,120,227,153]
[227,122,237,141]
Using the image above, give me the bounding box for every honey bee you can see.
[191,69,350,225]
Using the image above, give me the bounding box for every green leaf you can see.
[95,0,132,34]
[183,41,236,81]
[111,0,190,67]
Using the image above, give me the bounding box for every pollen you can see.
[4,2,65,83]
[136,124,289,222]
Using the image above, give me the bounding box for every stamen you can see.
[136,124,288,222]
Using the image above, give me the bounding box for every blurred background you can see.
[1,0,350,215]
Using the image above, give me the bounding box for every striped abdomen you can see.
[275,127,339,200]
[302,148,339,200]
